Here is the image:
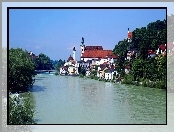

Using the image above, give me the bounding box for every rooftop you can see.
[81,50,118,59]
[84,46,103,50]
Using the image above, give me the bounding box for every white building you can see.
[104,69,118,80]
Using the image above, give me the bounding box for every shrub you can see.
[122,74,134,84]
[79,74,84,78]
[155,81,166,89]
[9,48,35,92]
[142,79,149,87]
[90,75,95,79]
[55,72,59,76]
[9,93,36,124]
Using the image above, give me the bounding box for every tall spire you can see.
[80,37,85,58]
[73,47,76,60]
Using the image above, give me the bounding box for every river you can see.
[25,73,166,124]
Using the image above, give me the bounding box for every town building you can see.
[80,45,118,65]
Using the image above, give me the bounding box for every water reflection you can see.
[30,85,47,93]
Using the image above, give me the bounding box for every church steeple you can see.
[80,37,85,57]
[128,28,132,42]
[73,47,76,60]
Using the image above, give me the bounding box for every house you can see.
[77,60,92,70]
[60,47,79,75]
[60,66,69,75]
[97,63,110,78]
[68,65,75,75]
[156,44,166,55]
[104,68,117,80]
[86,71,91,77]
[28,51,38,60]
[148,50,156,58]
[126,48,138,61]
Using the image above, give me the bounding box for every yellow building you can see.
[68,65,75,75]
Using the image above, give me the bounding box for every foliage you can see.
[113,19,166,89]
[131,58,144,81]
[113,39,129,57]
[54,59,65,71]
[90,75,98,80]
[55,72,59,76]
[9,48,35,92]
[91,70,97,76]
[122,74,134,85]
[79,74,84,78]
[113,19,166,60]
[9,93,36,124]
[34,53,54,70]
[78,65,86,76]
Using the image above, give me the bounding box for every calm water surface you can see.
[26,73,166,124]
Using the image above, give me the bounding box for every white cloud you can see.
[34,45,41,49]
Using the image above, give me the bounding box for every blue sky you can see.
[9,9,166,61]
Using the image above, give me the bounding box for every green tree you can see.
[131,58,144,81]
[9,48,35,92]
[54,59,65,71]
[34,53,53,70]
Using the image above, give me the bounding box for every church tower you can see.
[128,28,132,42]
[80,37,85,57]
[73,47,76,60]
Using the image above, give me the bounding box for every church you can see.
[79,37,119,65]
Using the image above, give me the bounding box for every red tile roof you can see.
[148,50,156,54]
[159,44,166,51]
[81,50,118,59]
[67,55,74,62]
[72,60,76,64]
[128,32,132,39]
[125,65,130,69]
[85,46,103,50]
[103,62,108,65]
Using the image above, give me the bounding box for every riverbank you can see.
[78,74,166,90]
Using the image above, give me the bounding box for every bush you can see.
[55,72,59,76]
[79,74,84,78]
[90,75,95,79]
[122,74,134,84]
[142,79,149,87]
[9,48,35,92]
[155,81,166,89]
[9,93,36,124]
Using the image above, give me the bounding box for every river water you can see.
[26,73,166,124]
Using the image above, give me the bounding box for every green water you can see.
[25,74,166,124]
